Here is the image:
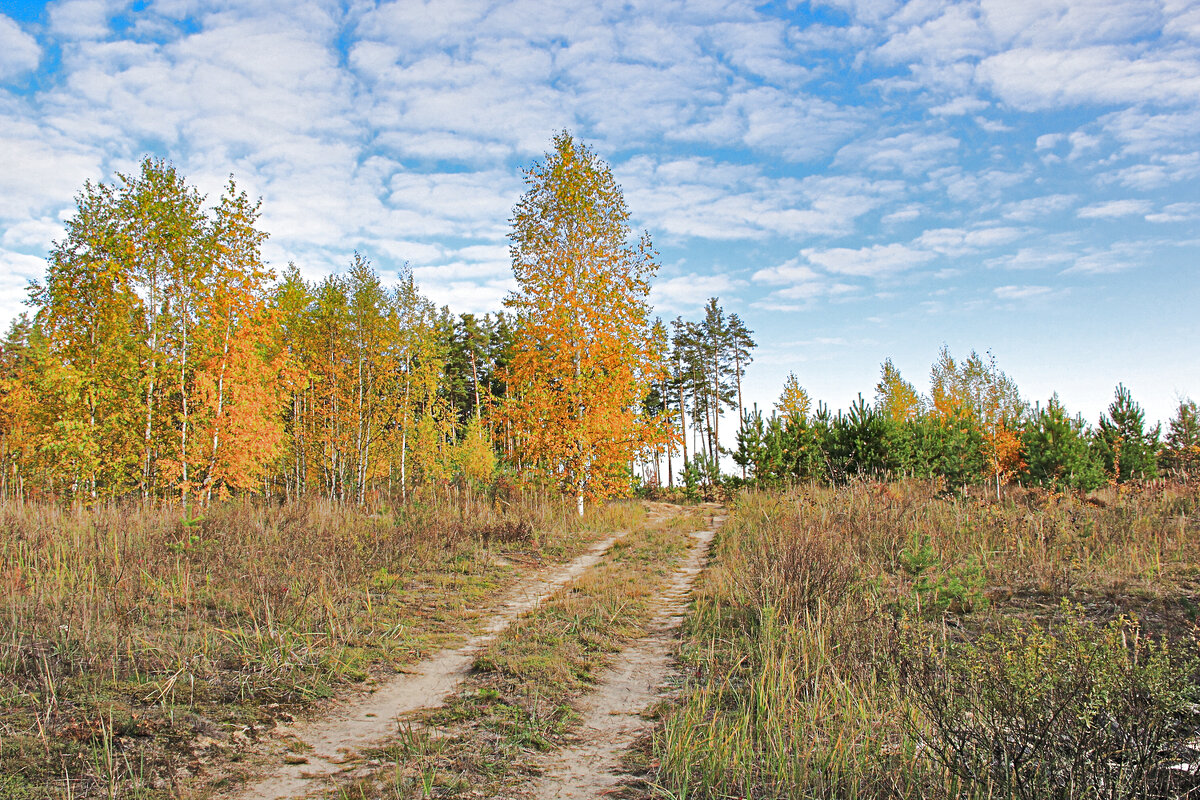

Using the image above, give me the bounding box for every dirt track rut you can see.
[522,515,721,799]
[231,529,634,800]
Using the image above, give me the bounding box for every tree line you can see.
[730,349,1200,494]
[0,137,689,507]
[0,159,526,503]
[1,140,1195,505]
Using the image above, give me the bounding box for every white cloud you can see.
[1001,194,1077,221]
[1077,199,1154,218]
[750,256,861,310]
[994,284,1052,300]
[928,96,989,116]
[1064,243,1144,274]
[413,260,510,282]
[810,0,900,25]
[0,110,103,220]
[914,225,1024,255]
[803,243,935,277]
[980,0,1162,48]
[877,4,990,65]
[1165,0,1200,40]
[1,217,65,252]
[986,247,1078,270]
[752,259,822,285]
[1035,133,1065,150]
[47,0,120,40]
[882,205,922,224]
[0,249,42,325]
[650,272,746,313]
[978,45,1200,110]
[836,130,959,175]
[1146,202,1200,222]
[419,278,514,315]
[0,15,40,79]
[939,166,1029,203]
[618,157,901,241]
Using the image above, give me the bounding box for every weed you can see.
[902,604,1200,799]
[0,491,604,798]
[648,481,1200,800]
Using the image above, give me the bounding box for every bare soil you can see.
[223,528,636,800]
[519,515,721,800]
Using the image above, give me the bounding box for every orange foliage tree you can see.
[502,131,671,513]
[929,346,1025,497]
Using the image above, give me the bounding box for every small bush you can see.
[755,520,857,619]
[903,605,1200,800]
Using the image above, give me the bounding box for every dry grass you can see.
[650,480,1200,800]
[0,491,618,799]
[332,503,711,800]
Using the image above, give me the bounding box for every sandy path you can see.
[231,529,635,800]
[523,516,721,800]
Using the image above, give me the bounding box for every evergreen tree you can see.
[1020,395,1104,491]
[1096,384,1159,482]
[1161,399,1200,478]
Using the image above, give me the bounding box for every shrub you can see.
[903,605,1199,800]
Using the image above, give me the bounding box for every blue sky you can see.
[0,0,1197,429]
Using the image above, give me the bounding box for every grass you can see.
[648,480,1200,800]
[0,490,630,799]
[332,502,711,800]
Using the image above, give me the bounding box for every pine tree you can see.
[1099,386,1156,484]
[1020,395,1104,491]
[1097,384,1159,482]
[1162,399,1200,478]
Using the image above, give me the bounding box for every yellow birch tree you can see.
[503,131,667,514]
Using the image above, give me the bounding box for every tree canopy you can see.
[502,131,671,512]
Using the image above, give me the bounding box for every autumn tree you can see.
[503,131,668,514]
[776,372,811,424]
[874,358,920,422]
[26,158,282,502]
[31,174,150,496]
[927,347,1025,496]
[0,317,37,499]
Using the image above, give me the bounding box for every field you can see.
[651,481,1200,799]
[0,492,642,798]
[1,482,1198,799]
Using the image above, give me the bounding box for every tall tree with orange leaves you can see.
[503,131,669,514]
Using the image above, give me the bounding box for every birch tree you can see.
[503,131,668,513]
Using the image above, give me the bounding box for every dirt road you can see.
[225,503,719,800]
[231,529,635,800]
[522,518,719,799]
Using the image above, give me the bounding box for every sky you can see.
[0,0,1197,431]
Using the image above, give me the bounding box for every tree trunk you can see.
[735,349,745,479]
[678,376,688,471]
[204,315,233,507]
[179,306,190,508]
